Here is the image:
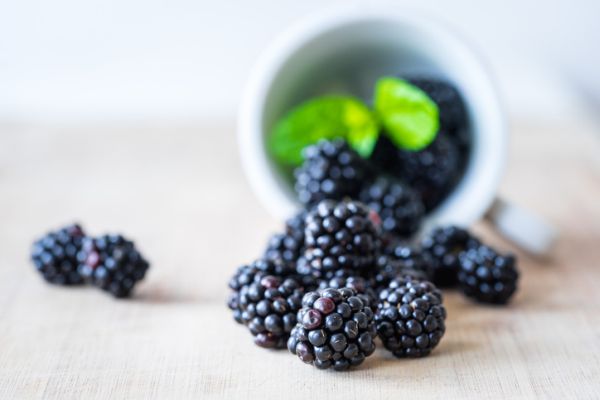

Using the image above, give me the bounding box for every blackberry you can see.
[31,224,86,285]
[395,133,461,211]
[375,246,435,291]
[294,139,370,207]
[421,226,479,287]
[264,211,306,267]
[287,287,377,371]
[303,200,380,278]
[237,275,305,348]
[228,258,294,324]
[77,234,149,298]
[376,277,446,358]
[407,77,468,137]
[359,176,424,239]
[458,245,519,304]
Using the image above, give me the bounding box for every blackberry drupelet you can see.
[394,133,461,211]
[407,77,468,137]
[458,245,519,304]
[294,139,370,207]
[421,226,479,287]
[264,211,306,267]
[376,277,446,358]
[77,234,149,298]
[359,176,425,239]
[31,224,86,285]
[303,200,380,279]
[287,287,377,371]
[375,246,435,291]
[237,275,305,348]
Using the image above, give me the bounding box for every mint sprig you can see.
[374,77,440,151]
[268,78,440,166]
[268,96,379,166]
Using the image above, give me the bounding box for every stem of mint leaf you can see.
[268,96,379,166]
[374,77,440,151]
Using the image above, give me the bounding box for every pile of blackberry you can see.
[30,223,149,298]
[228,77,521,371]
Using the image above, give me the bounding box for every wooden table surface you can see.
[1,119,599,399]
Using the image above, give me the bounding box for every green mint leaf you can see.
[268,96,379,166]
[374,77,439,151]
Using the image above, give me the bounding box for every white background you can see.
[1,0,599,122]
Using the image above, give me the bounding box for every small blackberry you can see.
[287,287,377,371]
[407,77,468,137]
[375,246,435,291]
[376,277,446,358]
[421,226,479,287]
[359,176,424,239]
[294,139,370,207]
[237,275,305,348]
[77,234,149,298]
[228,258,294,324]
[394,133,461,211]
[458,245,519,304]
[264,211,306,267]
[303,200,380,278]
[31,224,86,285]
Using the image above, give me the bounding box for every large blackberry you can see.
[31,224,86,285]
[287,287,377,371]
[303,200,380,278]
[359,176,424,239]
[264,211,306,267]
[407,77,468,137]
[77,234,149,298]
[375,245,435,291]
[458,245,519,304]
[376,277,446,358]
[421,226,479,287]
[237,275,305,348]
[228,258,294,324]
[294,139,370,207]
[394,133,461,211]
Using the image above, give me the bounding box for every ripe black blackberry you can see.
[359,176,425,239]
[77,234,149,298]
[407,77,468,138]
[376,277,446,358]
[303,200,380,278]
[287,287,377,371]
[237,275,305,348]
[421,226,479,287]
[264,211,306,267]
[374,246,435,291]
[395,133,461,211]
[31,224,86,285]
[294,139,370,207]
[228,258,295,324]
[458,245,519,304]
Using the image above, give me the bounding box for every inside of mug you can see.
[259,15,504,225]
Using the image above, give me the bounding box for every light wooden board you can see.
[0,120,599,399]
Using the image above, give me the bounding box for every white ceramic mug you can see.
[238,7,556,255]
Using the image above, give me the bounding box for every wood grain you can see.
[0,120,599,399]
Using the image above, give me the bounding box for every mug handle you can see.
[484,198,558,256]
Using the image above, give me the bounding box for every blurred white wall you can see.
[0,0,598,122]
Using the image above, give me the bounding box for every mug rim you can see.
[238,7,507,226]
